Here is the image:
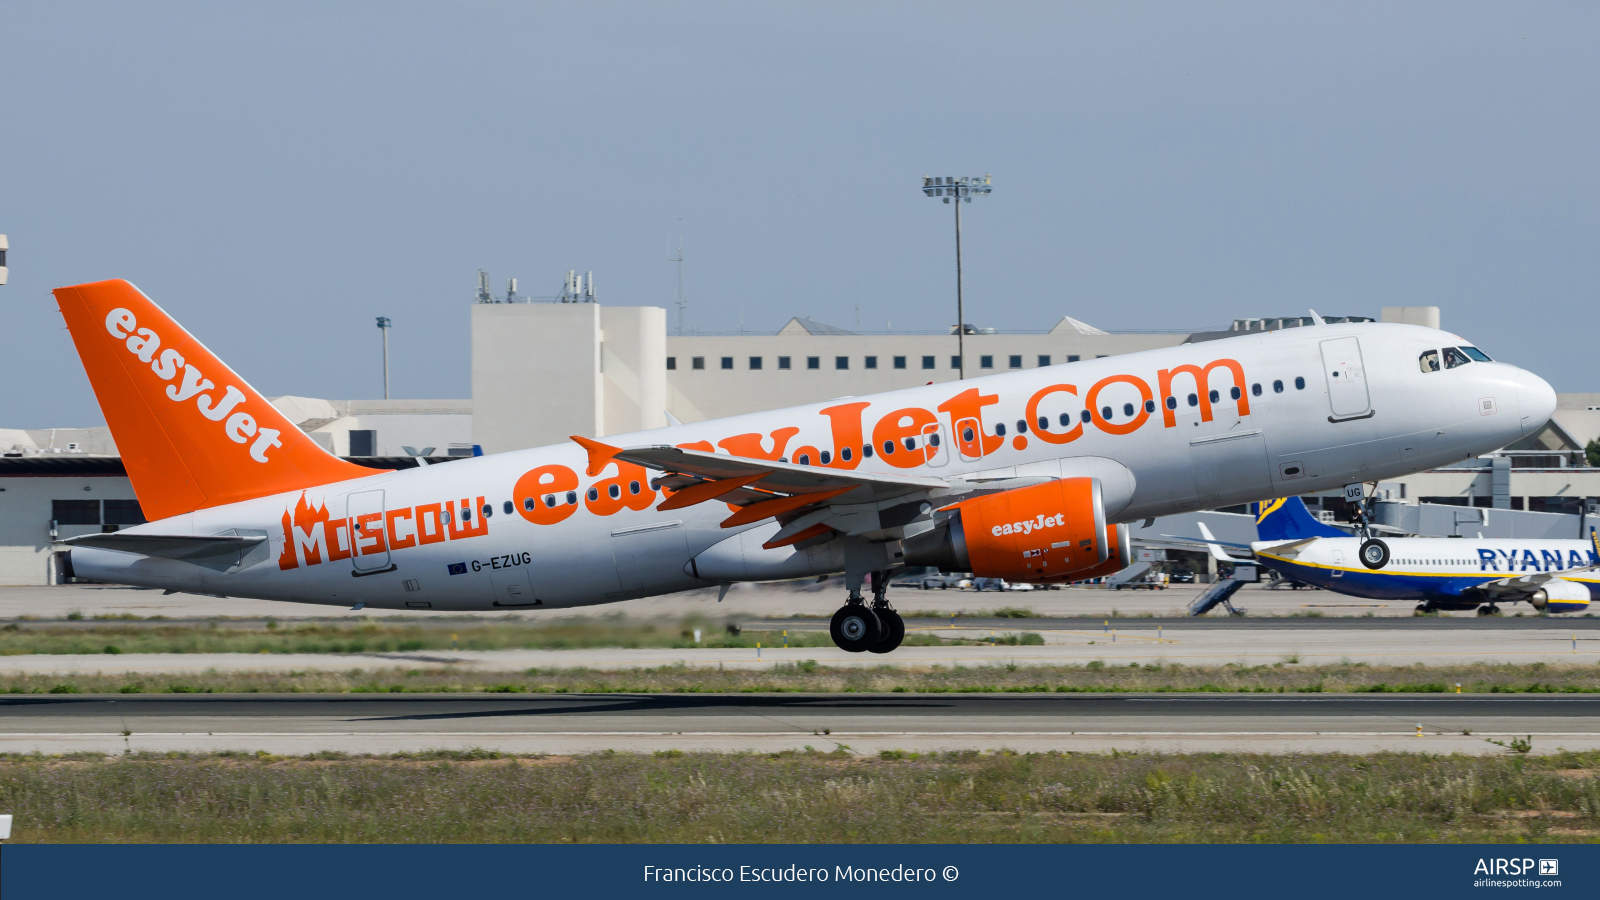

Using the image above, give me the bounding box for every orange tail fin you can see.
[54,279,377,521]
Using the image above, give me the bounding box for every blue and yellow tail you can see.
[1256,497,1349,541]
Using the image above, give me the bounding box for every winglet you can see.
[570,435,622,477]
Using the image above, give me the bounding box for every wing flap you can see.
[618,446,945,504]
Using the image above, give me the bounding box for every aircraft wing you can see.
[617,445,948,505]
[578,438,1052,545]
[55,532,265,562]
[1473,565,1600,599]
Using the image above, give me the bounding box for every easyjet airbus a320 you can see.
[53,280,1556,652]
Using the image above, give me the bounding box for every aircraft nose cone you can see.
[1514,367,1557,436]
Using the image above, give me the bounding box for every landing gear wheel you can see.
[1413,603,1433,616]
[830,604,881,653]
[1359,538,1390,570]
[867,608,905,654]
[1477,604,1502,617]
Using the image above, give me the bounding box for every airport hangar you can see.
[2,294,1596,585]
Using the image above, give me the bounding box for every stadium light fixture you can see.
[921,175,992,379]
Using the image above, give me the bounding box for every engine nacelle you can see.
[903,477,1133,582]
[1527,579,1591,614]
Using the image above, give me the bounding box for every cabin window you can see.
[1251,383,1262,396]
[566,491,578,505]
[1187,393,1198,407]
[1059,413,1071,427]
[1039,416,1050,430]
[1230,386,1241,400]
[587,488,599,502]
[503,501,513,515]
[995,423,1007,436]
[863,443,874,458]
[1165,396,1177,410]
[1123,403,1135,417]
[1016,419,1028,434]
[630,481,641,494]
[1144,399,1156,413]
[820,450,832,464]
[903,436,917,450]
[797,453,811,465]
[608,484,621,499]
[1100,406,1113,420]
[1081,410,1092,423]
[1209,389,1219,403]
[1294,376,1306,390]
[882,440,895,455]
[1273,380,1284,393]
[841,447,852,461]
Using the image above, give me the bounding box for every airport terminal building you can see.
[2,296,1596,584]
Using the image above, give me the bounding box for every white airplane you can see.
[54,279,1556,652]
[1209,497,1597,615]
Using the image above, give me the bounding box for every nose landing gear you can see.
[830,571,904,653]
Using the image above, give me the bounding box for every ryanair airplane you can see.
[1234,498,1597,615]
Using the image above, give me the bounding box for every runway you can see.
[5,692,1598,756]
[2,621,1594,676]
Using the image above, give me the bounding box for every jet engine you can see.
[903,477,1133,582]
[1526,579,1591,614]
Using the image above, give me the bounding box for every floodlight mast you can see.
[922,175,991,379]
[375,316,392,399]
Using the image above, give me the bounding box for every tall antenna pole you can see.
[375,317,392,399]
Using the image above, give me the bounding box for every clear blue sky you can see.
[3,2,1597,427]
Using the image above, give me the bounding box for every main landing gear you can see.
[829,571,904,654]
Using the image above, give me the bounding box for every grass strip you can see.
[7,661,1600,695]
[0,620,969,655]
[0,748,1596,843]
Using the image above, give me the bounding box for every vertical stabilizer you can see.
[1255,497,1350,541]
[54,279,378,521]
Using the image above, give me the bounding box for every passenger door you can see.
[346,490,393,574]
[1320,337,1372,420]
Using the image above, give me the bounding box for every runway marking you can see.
[6,731,1600,738]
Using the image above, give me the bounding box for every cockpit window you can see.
[1443,347,1471,369]
[1418,349,1439,373]
[1460,346,1491,362]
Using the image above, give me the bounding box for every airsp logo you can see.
[1473,858,1550,876]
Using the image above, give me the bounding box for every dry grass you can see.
[2,748,1598,843]
[6,660,1600,695]
[0,619,979,656]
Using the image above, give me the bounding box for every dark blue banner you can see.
[4,844,1595,899]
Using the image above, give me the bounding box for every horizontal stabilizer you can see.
[56,531,264,563]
